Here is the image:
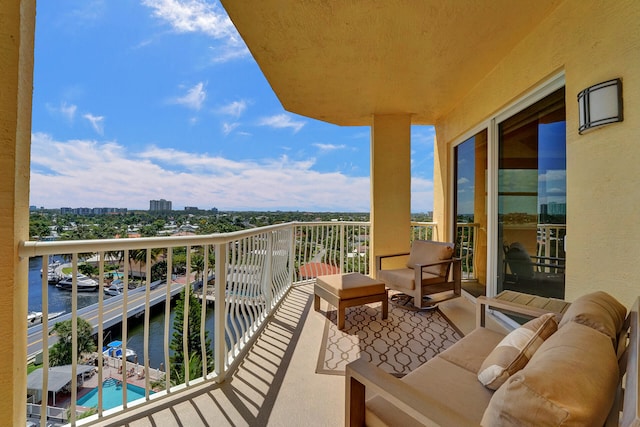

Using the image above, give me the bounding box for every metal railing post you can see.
[340,223,346,273]
[215,242,227,378]
[264,232,274,311]
[289,224,297,286]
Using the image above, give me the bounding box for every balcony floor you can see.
[93,284,488,427]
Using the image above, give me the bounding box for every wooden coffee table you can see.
[314,272,388,330]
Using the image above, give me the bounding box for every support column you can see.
[370,114,412,275]
[432,130,448,242]
[0,1,35,424]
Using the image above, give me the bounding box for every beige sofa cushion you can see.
[478,313,557,390]
[558,291,626,341]
[367,356,494,427]
[438,327,506,373]
[406,240,454,276]
[481,321,619,426]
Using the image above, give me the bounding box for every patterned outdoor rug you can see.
[316,300,463,376]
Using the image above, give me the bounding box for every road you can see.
[27,281,185,359]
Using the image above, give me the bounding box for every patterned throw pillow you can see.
[477,313,558,390]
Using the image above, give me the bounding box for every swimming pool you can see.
[77,379,152,410]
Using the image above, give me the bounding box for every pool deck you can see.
[52,361,165,412]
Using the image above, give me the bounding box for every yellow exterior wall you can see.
[370,114,412,273]
[0,0,35,424]
[434,0,640,307]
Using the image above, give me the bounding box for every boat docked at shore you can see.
[40,260,62,284]
[56,274,99,292]
[104,280,124,296]
[103,340,137,362]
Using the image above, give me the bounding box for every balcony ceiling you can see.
[221,0,562,126]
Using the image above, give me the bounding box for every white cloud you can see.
[172,82,206,111]
[29,134,372,211]
[457,177,470,185]
[46,102,78,122]
[411,177,435,213]
[539,169,566,182]
[314,143,347,153]
[143,0,232,37]
[411,126,436,146]
[258,114,305,133]
[132,39,153,50]
[218,100,248,118]
[60,102,78,121]
[222,122,239,136]
[547,187,566,194]
[142,0,249,62]
[63,0,106,26]
[83,113,105,135]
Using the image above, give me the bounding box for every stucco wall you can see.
[0,0,35,424]
[434,0,640,307]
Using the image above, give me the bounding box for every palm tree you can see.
[49,317,96,366]
[191,253,205,284]
[128,248,164,282]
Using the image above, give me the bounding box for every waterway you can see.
[28,256,215,369]
[28,256,102,314]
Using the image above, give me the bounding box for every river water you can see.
[28,256,215,369]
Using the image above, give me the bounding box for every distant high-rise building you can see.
[184,206,198,211]
[540,202,566,217]
[150,199,172,212]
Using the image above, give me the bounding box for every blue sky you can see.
[30,0,435,212]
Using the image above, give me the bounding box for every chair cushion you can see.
[377,268,443,291]
[558,291,626,342]
[406,240,454,276]
[481,321,619,427]
[477,313,557,390]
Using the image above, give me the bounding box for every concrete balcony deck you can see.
[92,284,486,427]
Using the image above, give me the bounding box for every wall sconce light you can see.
[577,78,623,134]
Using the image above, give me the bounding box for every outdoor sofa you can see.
[346,291,640,426]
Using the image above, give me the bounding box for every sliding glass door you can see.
[497,87,566,298]
[454,130,487,297]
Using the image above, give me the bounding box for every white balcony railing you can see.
[20,221,370,426]
[410,222,438,242]
[537,224,567,260]
[456,223,479,280]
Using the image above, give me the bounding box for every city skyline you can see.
[29,0,436,213]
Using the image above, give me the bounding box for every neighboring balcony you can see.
[22,221,455,426]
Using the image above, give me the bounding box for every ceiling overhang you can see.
[222,0,562,126]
